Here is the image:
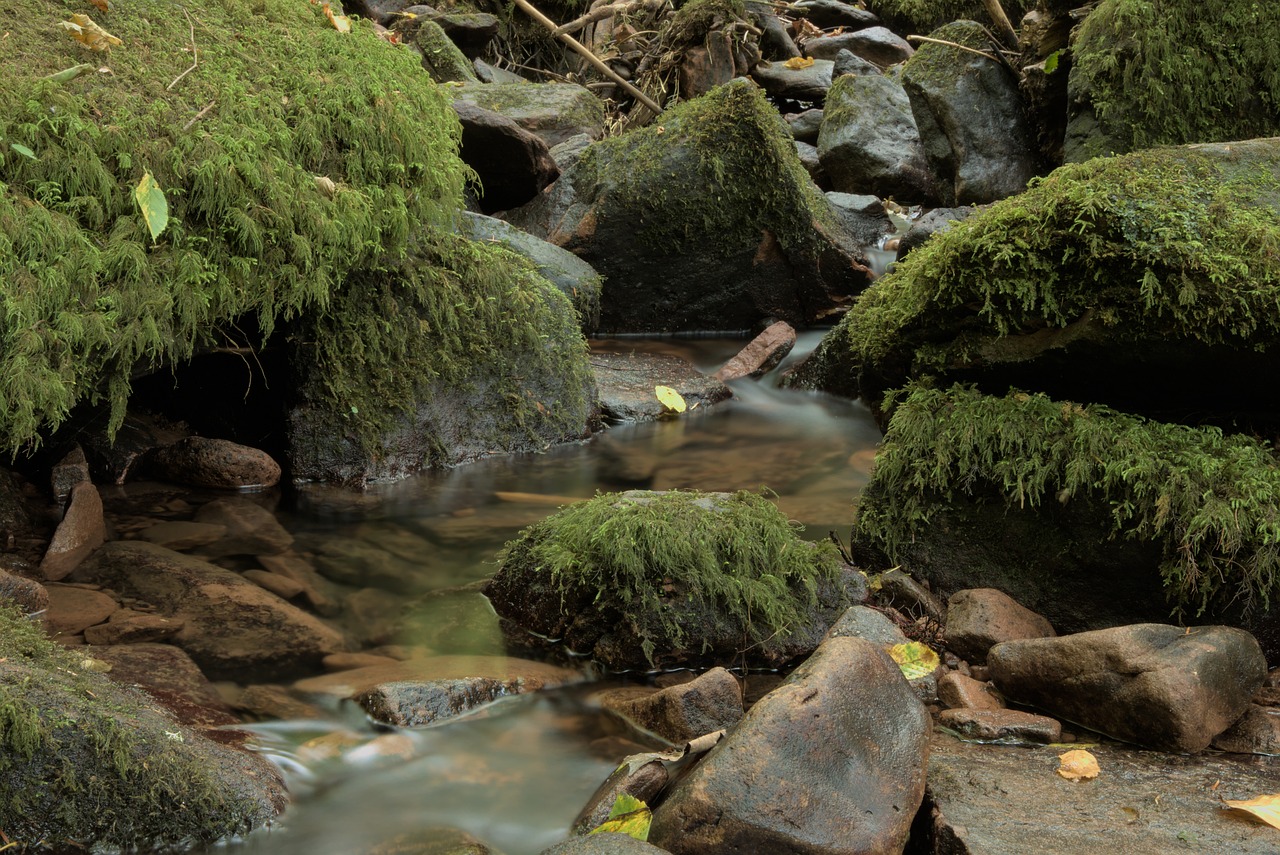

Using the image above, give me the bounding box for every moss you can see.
[499,489,844,664]
[665,0,745,45]
[0,604,280,848]
[1069,0,1280,158]
[869,0,1032,33]
[413,18,480,82]
[859,384,1280,617]
[0,0,467,455]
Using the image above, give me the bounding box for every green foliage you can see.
[869,0,1032,33]
[1070,0,1280,156]
[501,490,843,663]
[0,0,467,454]
[860,384,1280,617]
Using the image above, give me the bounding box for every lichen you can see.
[1069,0,1280,159]
[859,384,1280,617]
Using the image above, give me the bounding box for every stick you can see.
[167,8,198,91]
[906,34,1000,63]
[181,100,215,131]
[553,2,630,37]
[512,0,663,114]
[981,0,1019,50]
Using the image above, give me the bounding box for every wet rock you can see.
[323,651,403,671]
[232,683,330,720]
[242,568,305,600]
[895,204,974,259]
[89,642,241,730]
[751,58,835,103]
[823,604,908,646]
[0,567,48,614]
[40,481,105,581]
[138,520,228,551]
[678,29,736,99]
[825,191,892,247]
[571,752,670,836]
[310,535,426,593]
[50,444,90,501]
[938,708,1061,743]
[944,588,1055,663]
[712,321,797,382]
[343,587,406,647]
[450,82,605,148]
[367,826,502,854]
[649,636,929,854]
[78,412,186,485]
[596,667,743,744]
[591,352,731,423]
[257,551,343,616]
[804,27,913,67]
[44,583,118,637]
[786,108,823,144]
[1212,704,1280,755]
[194,497,294,557]
[937,671,1003,711]
[988,624,1266,752]
[83,609,184,645]
[73,540,347,680]
[542,834,669,854]
[924,730,1280,854]
[146,437,282,490]
[789,0,878,29]
[902,22,1038,204]
[452,101,560,214]
[878,567,944,623]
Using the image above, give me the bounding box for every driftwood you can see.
[552,0,666,37]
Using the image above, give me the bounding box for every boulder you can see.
[595,667,744,743]
[804,27,913,67]
[901,22,1038,205]
[751,58,835,103]
[713,321,797,381]
[823,604,908,646]
[452,101,559,214]
[0,566,47,614]
[937,708,1061,743]
[937,671,1003,711]
[1212,704,1280,755]
[39,481,105,581]
[591,351,732,423]
[786,108,823,144]
[485,490,858,671]
[789,0,878,29]
[89,642,241,730]
[145,436,282,490]
[649,636,929,854]
[678,30,737,99]
[50,444,90,500]
[507,81,870,333]
[832,48,880,78]
[894,205,973,260]
[825,192,892,248]
[408,18,479,82]
[44,584,118,637]
[988,624,1266,752]
[944,588,1055,663]
[450,82,606,148]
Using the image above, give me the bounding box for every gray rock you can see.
[430,12,499,59]
[805,27,913,67]
[938,708,1061,743]
[548,133,593,173]
[786,108,824,144]
[451,82,605,148]
[751,2,801,61]
[751,58,835,103]
[832,48,881,79]
[794,139,826,186]
[902,21,1038,205]
[825,191,892,247]
[649,636,929,854]
[473,58,528,85]
[39,481,105,581]
[895,205,974,259]
[146,436,282,490]
[452,101,559,214]
[945,587,1055,663]
[596,667,743,744]
[790,0,878,29]
[988,624,1266,752]
[822,603,908,646]
[592,352,732,423]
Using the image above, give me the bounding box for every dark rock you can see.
[805,27,913,67]
[832,48,880,78]
[1212,704,1280,755]
[194,497,294,557]
[450,82,605,148]
[89,642,240,730]
[878,567,944,623]
[937,671,1003,711]
[39,481,105,581]
[750,2,801,61]
[78,412,186,485]
[570,753,670,836]
[794,139,827,187]
[430,12,499,59]
[712,321,797,382]
[938,708,1061,743]
[751,58,835,103]
[894,205,974,259]
[944,588,1055,664]
[541,834,669,854]
[407,18,478,83]
[83,609,184,645]
[50,444,90,501]
[825,191,892,248]
[988,624,1266,752]
[592,352,731,423]
[649,636,929,854]
[146,436,282,490]
[791,0,878,29]
[0,469,32,553]
[678,30,736,99]
[452,101,560,214]
[596,667,743,743]
[340,0,417,25]
[548,133,593,173]
[786,108,824,144]
[473,58,528,85]
[0,567,47,614]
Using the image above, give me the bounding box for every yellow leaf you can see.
[323,3,352,33]
[654,385,686,413]
[887,641,939,681]
[1057,749,1100,781]
[1224,794,1280,829]
[784,56,815,70]
[134,171,169,242]
[58,13,122,51]
[589,794,652,841]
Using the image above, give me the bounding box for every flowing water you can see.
[210,333,882,855]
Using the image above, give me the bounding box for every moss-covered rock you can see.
[0,0,465,455]
[0,605,286,849]
[868,0,1032,34]
[450,81,606,147]
[412,18,481,83]
[852,384,1280,655]
[507,80,870,333]
[792,139,1280,427]
[1066,0,1280,161]
[485,490,859,670]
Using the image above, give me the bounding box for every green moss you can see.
[1069,0,1280,158]
[500,489,843,663]
[869,0,1032,33]
[0,605,278,848]
[665,0,745,45]
[860,384,1280,617]
[0,0,467,455]
[414,18,480,82]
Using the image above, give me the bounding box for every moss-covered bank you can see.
[0,605,285,848]
[869,0,1032,34]
[0,0,466,455]
[858,384,1280,618]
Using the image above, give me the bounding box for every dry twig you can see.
[167,8,199,90]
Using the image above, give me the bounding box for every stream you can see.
[208,332,882,855]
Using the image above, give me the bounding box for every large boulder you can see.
[485,490,860,670]
[0,605,286,850]
[649,636,930,854]
[507,81,871,333]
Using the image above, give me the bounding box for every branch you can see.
[167,8,199,91]
[906,34,1000,63]
[181,100,216,131]
[982,0,1020,50]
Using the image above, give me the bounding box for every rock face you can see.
[988,624,1266,752]
[649,636,930,854]
[452,101,559,214]
[944,588,1055,663]
[507,81,870,334]
[450,82,606,148]
[901,22,1038,205]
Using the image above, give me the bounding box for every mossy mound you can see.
[1067,0,1280,160]
[793,139,1280,425]
[485,490,855,670]
[854,385,1280,649]
[0,0,466,455]
[868,0,1032,34]
[0,605,285,849]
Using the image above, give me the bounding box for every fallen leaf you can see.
[1057,749,1100,781]
[134,171,169,242]
[323,3,352,33]
[887,641,939,680]
[88,0,109,10]
[654,385,686,413]
[44,62,94,83]
[589,794,651,841]
[784,56,815,70]
[58,13,122,51]
[8,143,36,161]
[1224,794,1280,829]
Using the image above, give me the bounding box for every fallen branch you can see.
[553,0,640,37]
[982,0,1020,50]
[180,100,215,131]
[906,34,1002,63]
[166,8,198,91]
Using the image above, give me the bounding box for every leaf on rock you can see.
[134,171,169,242]
[655,385,687,413]
[784,56,815,70]
[589,794,652,841]
[58,13,122,50]
[1224,794,1280,829]
[887,641,939,680]
[323,3,352,33]
[1057,749,1100,781]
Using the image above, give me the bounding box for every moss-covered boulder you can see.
[792,139,1280,428]
[484,490,862,670]
[0,605,286,849]
[868,0,1032,34]
[450,82,606,148]
[507,81,871,333]
[1066,0,1280,161]
[852,384,1280,658]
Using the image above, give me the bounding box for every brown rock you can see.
[596,667,744,744]
[322,651,402,671]
[0,567,48,614]
[712,321,798,382]
[242,569,305,599]
[50,444,90,501]
[945,587,1056,663]
[147,436,282,490]
[138,520,228,551]
[938,671,1004,711]
[257,551,342,616]
[83,609,184,645]
[233,683,329,720]
[938,708,1062,743]
[1212,704,1280,755]
[89,642,241,730]
[44,583,118,636]
[40,482,106,581]
[194,497,293,557]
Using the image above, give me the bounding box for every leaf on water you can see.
[654,385,687,413]
[887,641,939,680]
[58,13,122,50]
[323,3,352,33]
[589,794,652,841]
[134,171,169,242]
[784,56,815,70]
[1044,50,1061,74]
[1057,749,1100,781]
[9,143,36,160]
[1223,794,1280,829]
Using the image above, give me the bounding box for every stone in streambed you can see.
[146,436,282,490]
[40,481,105,581]
[591,352,731,424]
[713,321,797,381]
[938,708,1061,743]
[594,667,743,744]
[944,587,1055,663]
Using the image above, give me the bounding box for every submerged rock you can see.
[591,351,732,423]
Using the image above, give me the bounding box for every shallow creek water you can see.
[208,333,882,855]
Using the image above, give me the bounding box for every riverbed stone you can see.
[937,671,1003,711]
[89,641,241,730]
[988,624,1266,752]
[649,636,929,854]
[193,497,293,557]
[591,351,732,423]
[83,609,184,645]
[894,204,974,259]
[712,321,796,381]
[145,436,282,490]
[571,752,671,836]
[751,58,835,103]
[1211,704,1280,755]
[138,520,228,551]
[786,108,824,144]
[542,834,669,854]
[40,481,106,581]
[595,667,743,744]
[450,82,605,148]
[0,567,48,614]
[452,100,559,214]
[822,604,908,646]
[309,534,427,593]
[51,444,90,500]
[938,708,1061,743]
[368,827,504,855]
[44,584,118,637]
[944,587,1055,663]
[804,27,913,67]
[257,551,344,616]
